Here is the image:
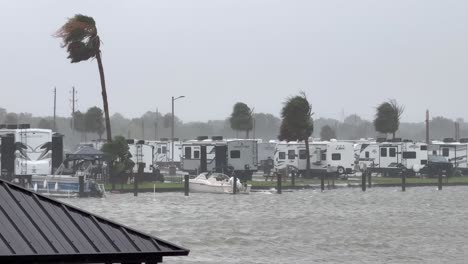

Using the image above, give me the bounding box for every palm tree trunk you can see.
[305,138,311,178]
[246,130,250,139]
[96,51,112,142]
[96,50,114,190]
[392,131,395,139]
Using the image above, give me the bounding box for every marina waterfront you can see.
[61,186,468,264]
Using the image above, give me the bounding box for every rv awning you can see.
[0,179,189,263]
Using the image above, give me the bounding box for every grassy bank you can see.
[104,176,468,193]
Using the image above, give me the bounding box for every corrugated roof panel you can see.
[0,179,189,263]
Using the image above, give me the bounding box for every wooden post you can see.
[438,172,442,191]
[184,174,189,196]
[361,171,366,192]
[321,173,325,192]
[277,172,282,194]
[135,163,144,197]
[401,170,406,192]
[367,170,372,188]
[78,175,84,197]
[233,174,237,194]
[291,169,295,187]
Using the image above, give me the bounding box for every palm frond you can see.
[55,14,99,63]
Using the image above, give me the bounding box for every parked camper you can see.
[226,139,258,180]
[181,138,224,174]
[127,139,155,175]
[358,141,428,175]
[257,141,277,170]
[1,127,60,176]
[428,141,468,173]
[274,140,354,177]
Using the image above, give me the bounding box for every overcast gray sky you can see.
[1,0,467,123]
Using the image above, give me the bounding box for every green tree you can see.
[55,14,112,142]
[101,136,134,190]
[38,118,53,129]
[278,92,313,177]
[320,125,336,141]
[230,102,253,138]
[374,99,404,139]
[73,111,86,140]
[5,113,18,124]
[85,106,105,139]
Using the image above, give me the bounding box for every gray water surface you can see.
[61,187,468,264]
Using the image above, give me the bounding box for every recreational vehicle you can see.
[127,139,155,174]
[257,141,277,170]
[428,141,468,172]
[0,127,61,177]
[357,141,428,175]
[226,139,258,180]
[274,140,355,177]
[181,138,224,174]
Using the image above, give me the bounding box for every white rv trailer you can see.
[226,139,258,179]
[274,141,301,171]
[257,141,277,169]
[357,141,428,174]
[146,140,170,164]
[274,140,355,176]
[0,128,54,176]
[181,139,224,174]
[127,140,154,174]
[428,141,468,171]
[169,140,183,163]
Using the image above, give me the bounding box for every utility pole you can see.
[155,108,158,140]
[53,87,57,131]
[70,86,77,131]
[425,110,429,144]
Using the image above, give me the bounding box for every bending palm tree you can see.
[55,14,112,142]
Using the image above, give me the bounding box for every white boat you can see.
[189,172,251,194]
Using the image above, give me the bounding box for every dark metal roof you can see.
[0,179,189,263]
[74,146,104,155]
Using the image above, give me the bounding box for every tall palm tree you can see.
[55,14,112,142]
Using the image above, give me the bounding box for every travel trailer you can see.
[127,139,155,175]
[274,140,355,176]
[226,139,258,180]
[0,127,63,177]
[428,141,468,172]
[181,137,258,180]
[257,141,277,170]
[181,137,223,174]
[357,141,428,175]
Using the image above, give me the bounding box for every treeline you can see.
[0,107,466,150]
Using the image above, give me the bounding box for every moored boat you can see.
[189,172,251,194]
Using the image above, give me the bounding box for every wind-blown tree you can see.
[230,102,253,138]
[55,14,112,142]
[373,99,404,139]
[278,93,313,178]
[320,125,336,141]
[85,107,105,139]
[101,136,134,190]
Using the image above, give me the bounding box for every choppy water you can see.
[61,187,468,264]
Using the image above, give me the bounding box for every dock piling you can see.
[184,174,189,196]
[277,172,282,194]
[438,172,443,190]
[361,171,366,192]
[78,175,84,197]
[401,170,406,192]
